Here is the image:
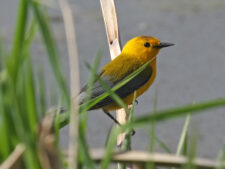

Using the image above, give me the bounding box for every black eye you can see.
[144,42,150,48]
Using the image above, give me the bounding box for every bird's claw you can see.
[131,129,136,136]
[135,100,138,105]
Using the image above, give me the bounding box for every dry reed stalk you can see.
[38,111,60,169]
[99,0,132,168]
[59,1,80,169]
[100,0,121,59]
[99,0,128,148]
[0,144,25,169]
[89,149,224,169]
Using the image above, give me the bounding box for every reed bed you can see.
[0,0,225,169]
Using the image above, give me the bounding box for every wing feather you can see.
[79,57,152,110]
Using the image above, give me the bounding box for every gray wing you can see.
[79,66,152,110]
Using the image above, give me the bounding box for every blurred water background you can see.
[1,0,225,159]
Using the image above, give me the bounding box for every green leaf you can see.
[176,114,191,156]
[29,0,70,108]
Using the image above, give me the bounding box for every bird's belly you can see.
[103,70,156,111]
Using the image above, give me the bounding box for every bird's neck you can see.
[138,54,157,67]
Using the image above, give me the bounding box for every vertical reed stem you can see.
[100,0,132,168]
[59,1,80,169]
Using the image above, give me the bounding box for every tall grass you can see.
[1,0,225,169]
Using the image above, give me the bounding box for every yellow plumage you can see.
[80,36,173,111]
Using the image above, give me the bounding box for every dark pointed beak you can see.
[153,42,174,49]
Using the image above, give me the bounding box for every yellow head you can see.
[121,36,174,63]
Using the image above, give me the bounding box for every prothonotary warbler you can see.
[79,36,174,124]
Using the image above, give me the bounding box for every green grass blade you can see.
[82,62,129,113]
[101,95,137,169]
[119,92,136,169]
[78,130,96,169]
[183,133,198,169]
[37,68,46,117]
[176,114,191,155]
[101,98,225,169]
[24,58,38,133]
[127,98,225,128]
[150,86,158,152]
[24,17,37,51]
[80,49,103,113]
[0,90,11,159]
[54,99,63,145]
[79,49,103,134]
[29,0,70,107]
[100,127,120,169]
[8,0,28,81]
[216,139,225,169]
[95,73,129,112]
[148,86,172,155]
[155,136,172,154]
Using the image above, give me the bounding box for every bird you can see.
[79,36,174,125]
